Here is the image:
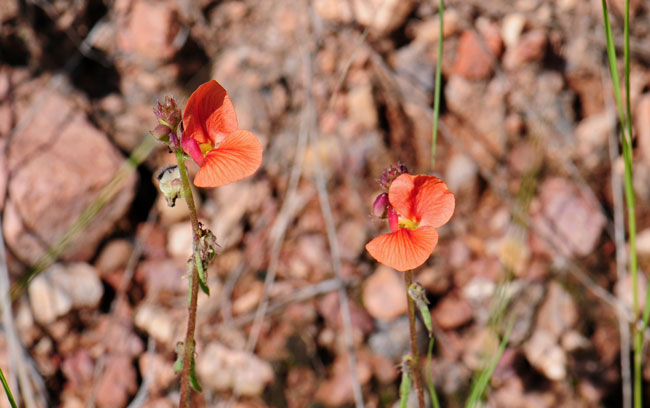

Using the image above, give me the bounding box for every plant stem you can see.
[599,1,641,405]
[405,270,425,408]
[175,149,202,407]
[621,2,644,407]
[431,0,444,169]
[426,336,441,408]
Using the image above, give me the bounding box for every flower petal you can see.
[181,137,205,166]
[365,227,438,272]
[194,130,263,187]
[182,80,238,146]
[389,174,455,228]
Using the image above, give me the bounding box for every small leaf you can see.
[195,252,209,295]
[399,355,413,408]
[173,355,183,374]
[198,278,210,296]
[174,342,184,374]
[190,354,202,392]
[408,283,432,334]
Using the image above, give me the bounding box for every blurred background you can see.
[1,0,650,406]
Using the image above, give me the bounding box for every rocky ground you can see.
[2,0,650,406]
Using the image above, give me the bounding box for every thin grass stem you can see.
[599,1,641,406]
[426,336,441,408]
[465,317,514,408]
[0,369,17,408]
[431,0,444,169]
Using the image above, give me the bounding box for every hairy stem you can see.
[405,270,424,408]
[176,149,202,407]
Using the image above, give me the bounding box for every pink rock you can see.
[433,292,473,329]
[531,178,605,257]
[315,351,373,406]
[318,292,375,335]
[0,0,18,23]
[138,353,176,395]
[61,349,94,388]
[135,259,186,300]
[196,342,274,396]
[352,0,416,35]
[95,239,133,275]
[3,88,136,264]
[95,355,137,408]
[362,266,408,321]
[117,0,180,61]
[477,18,503,58]
[286,366,318,408]
[452,31,494,80]
[503,29,547,70]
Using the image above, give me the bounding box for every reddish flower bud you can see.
[169,131,179,150]
[378,162,409,190]
[150,124,171,143]
[153,96,181,133]
[372,192,389,218]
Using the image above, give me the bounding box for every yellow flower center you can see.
[199,143,213,156]
[398,217,419,230]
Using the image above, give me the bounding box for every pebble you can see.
[362,266,408,321]
[196,342,274,396]
[28,263,103,325]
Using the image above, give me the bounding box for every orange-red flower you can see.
[181,80,263,187]
[366,174,455,271]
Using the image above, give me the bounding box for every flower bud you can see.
[153,96,181,133]
[156,165,183,207]
[169,131,180,150]
[372,192,389,218]
[150,124,171,143]
[378,162,409,190]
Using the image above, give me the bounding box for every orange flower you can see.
[181,80,263,187]
[366,174,455,271]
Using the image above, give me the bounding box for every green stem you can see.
[431,0,444,169]
[176,149,202,407]
[426,336,441,408]
[600,1,640,406]
[405,270,425,408]
[0,368,17,408]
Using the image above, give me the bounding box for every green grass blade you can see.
[0,368,18,408]
[399,357,413,408]
[425,336,441,408]
[465,317,514,408]
[600,0,626,125]
[431,0,444,169]
[599,1,641,407]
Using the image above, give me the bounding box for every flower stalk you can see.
[405,270,425,408]
[175,148,202,407]
[153,81,262,406]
